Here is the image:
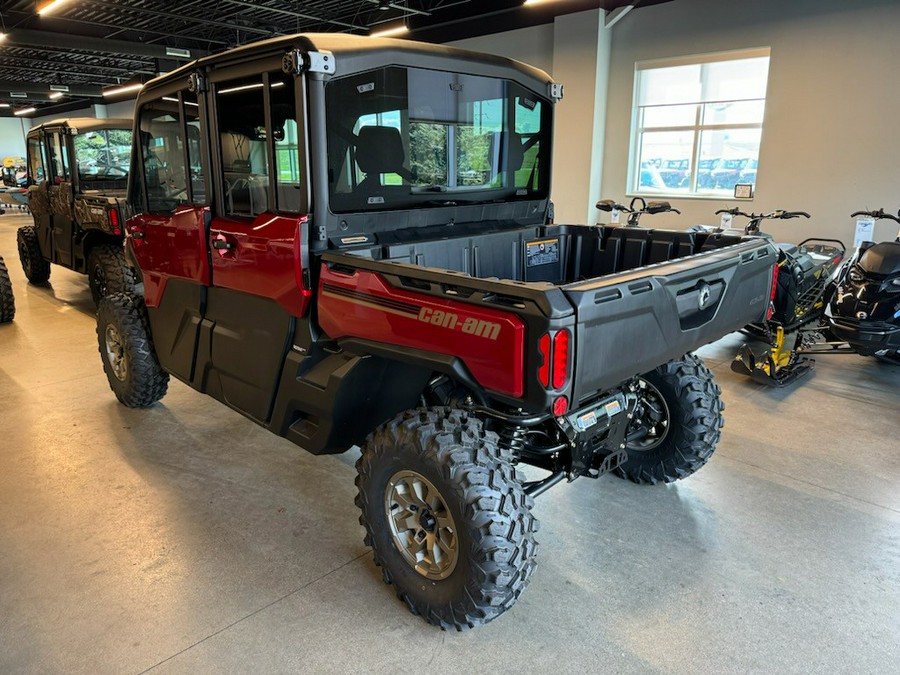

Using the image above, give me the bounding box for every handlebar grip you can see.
[850,211,868,218]
[795,211,811,218]
[714,209,729,215]
[671,208,682,214]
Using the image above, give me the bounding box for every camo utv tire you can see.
[617,353,724,485]
[88,245,135,306]
[97,293,168,408]
[355,407,539,631]
[16,226,50,284]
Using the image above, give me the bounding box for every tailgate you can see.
[563,239,776,401]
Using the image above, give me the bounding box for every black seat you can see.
[355,126,411,199]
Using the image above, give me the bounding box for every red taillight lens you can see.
[552,396,568,416]
[552,329,570,389]
[108,208,121,235]
[538,333,551,387]
[767,263,780,320]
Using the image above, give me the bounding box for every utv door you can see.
[46,131,76,268]
[26,135,52,259]
[202,68,307,424]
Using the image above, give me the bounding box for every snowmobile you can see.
[596,197,681,227]
[828,209,900,363]
[704,209,845,385]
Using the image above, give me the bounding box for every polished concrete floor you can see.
[1,213,898,674]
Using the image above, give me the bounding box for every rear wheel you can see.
[87,245,135,306]
[16,226,50,284]
[96,293,168,408]
[0,256,15,323]
[355,407,538,630]
[616,353,724,484]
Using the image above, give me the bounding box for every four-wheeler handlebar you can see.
[850,208,900,224]
[596,197,681,227]
[714,208,810,235]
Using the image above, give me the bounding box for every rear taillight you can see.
[552,396,568,416]
[552,329,570,389]
[537,333,551,388]
[767,262,780,320]
[108,207,121,235]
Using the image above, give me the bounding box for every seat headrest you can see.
[356,126,405,176]
[506,132,526,172]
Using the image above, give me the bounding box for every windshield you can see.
[325,66,551,213]
[73,128,132,182]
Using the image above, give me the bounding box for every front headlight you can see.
[848,266,865,283]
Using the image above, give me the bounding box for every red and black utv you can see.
[96,34,777,629]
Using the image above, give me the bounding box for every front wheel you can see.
[0,256,15,323]
[616,353,724,485]
[87,245,135,306]
[355,407,539,630]
[16,226,50,284]
[96,293,169,408]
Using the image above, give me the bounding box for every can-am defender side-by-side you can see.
[0,256,14,323]
[18,118,134,305]
[96,34,778,629]
[694,209,845,386]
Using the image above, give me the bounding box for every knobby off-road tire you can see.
[96,293,168,408]
[617,353,724,485]
[355,407,539,630]
[16,226,50,284]
[0,256,15,323]
[87,245,135,306]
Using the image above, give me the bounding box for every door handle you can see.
[212,238,234,250]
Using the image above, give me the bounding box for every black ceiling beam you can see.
[0,53,154,76]
[218,0,366,31]
[85,0,282,37]
[7,28,209,59]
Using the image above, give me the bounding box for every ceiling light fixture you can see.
[14,107,36,115]
[369,24,408,38]
[0,33,6,42]
[523,0,557,5]
[49,91,63,99]
[37,0,70,15]
[218,81,284,95]
[103,82,144,97]
[0,103,10,108]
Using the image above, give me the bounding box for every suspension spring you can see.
[497,424,527,462]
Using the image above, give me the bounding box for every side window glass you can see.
[73,130,131,183]
[27,138,45,183]
[49,133,70,183]
[183,89,207,205]
[271,72,301,212]
[515,96,542,190]
[139,98,190,213]
[215,76,270,217]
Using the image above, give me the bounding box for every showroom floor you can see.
[0,213,898,674]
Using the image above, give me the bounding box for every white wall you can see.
[0,117,31,160]
[602,0,900,243]
[449,23,555,75]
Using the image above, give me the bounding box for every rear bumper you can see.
[828,317,900,354]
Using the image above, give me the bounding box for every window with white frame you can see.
[630,49,771,197]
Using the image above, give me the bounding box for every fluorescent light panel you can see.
[162,96,199,107]
[37,0,70,15]
[369,25,408,38]
[14,107,36,115]
[0,103,10,108]
[218,81,285,95]
[49,91,63,99]
[104,82,144,97]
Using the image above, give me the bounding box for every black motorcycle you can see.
[828,209,900,363]
[704,209,846,385]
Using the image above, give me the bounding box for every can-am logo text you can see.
[418,307,501,340]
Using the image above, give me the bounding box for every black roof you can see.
[143,33,554,98]
[26,117,134,137]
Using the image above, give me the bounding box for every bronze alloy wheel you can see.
[384,469,458,580]
[104,323,129,382]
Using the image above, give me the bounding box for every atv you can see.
[697,209,845,386]
[0,255,14,323]
[828,209,900,363]
[96,33,778,629]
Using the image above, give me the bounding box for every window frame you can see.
[26,135,46,186]
[207,57,309,220]
[627,47,771,200]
